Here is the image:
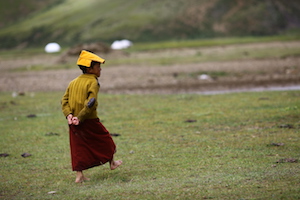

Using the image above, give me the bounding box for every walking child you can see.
[61,50,122,183]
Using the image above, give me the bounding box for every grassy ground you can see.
[128,34,300,52]
[110,39,300,66]
[0,91,299,199]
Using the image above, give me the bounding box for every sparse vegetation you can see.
[0,40,299,93]
[0,91,299,199]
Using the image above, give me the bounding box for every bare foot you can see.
[75,176,83,183]
[110,160,122,170]
[75,176,90,183]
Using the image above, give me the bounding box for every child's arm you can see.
[61,87,73,118]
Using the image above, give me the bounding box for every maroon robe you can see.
[69,118,116,171]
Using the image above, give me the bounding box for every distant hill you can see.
[0,0,62,29]
[0,0,299,49]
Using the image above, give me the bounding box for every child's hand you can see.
[67,114,80,125]
[67,114,73,125]
[72,117,80,125]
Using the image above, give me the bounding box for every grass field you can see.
[0,90,299,199]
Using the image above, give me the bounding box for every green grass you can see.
[9,64,73,72]
[128,34,300,52]
[107,38,300,66]
[1,91,300,199]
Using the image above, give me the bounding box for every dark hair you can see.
[78,61,100,74]
[78,65,88,73]
[90,61,100,68]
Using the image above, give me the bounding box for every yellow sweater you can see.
[61,74,99,122]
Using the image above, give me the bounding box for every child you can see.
[61,50,122,183]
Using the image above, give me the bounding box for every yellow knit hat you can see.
[77,50,105,67]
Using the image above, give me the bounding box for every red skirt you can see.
[69,118,116,171]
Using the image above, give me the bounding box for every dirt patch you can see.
[0,41,300,94]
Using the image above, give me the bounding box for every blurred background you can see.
[0,0,299,49]
[0,0,300,94]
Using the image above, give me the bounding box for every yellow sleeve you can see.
[61,86,72,117]
[77,80,99,121]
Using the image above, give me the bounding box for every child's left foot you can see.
[75,176,90,183]
[110,160,122,170]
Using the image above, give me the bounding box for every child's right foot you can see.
[110,160,122,170]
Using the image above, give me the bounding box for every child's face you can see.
[87,63,102,77]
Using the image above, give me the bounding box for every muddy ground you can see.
[0,41,300,94]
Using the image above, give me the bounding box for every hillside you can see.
[0,0,62,28]
[0,0,300,49]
